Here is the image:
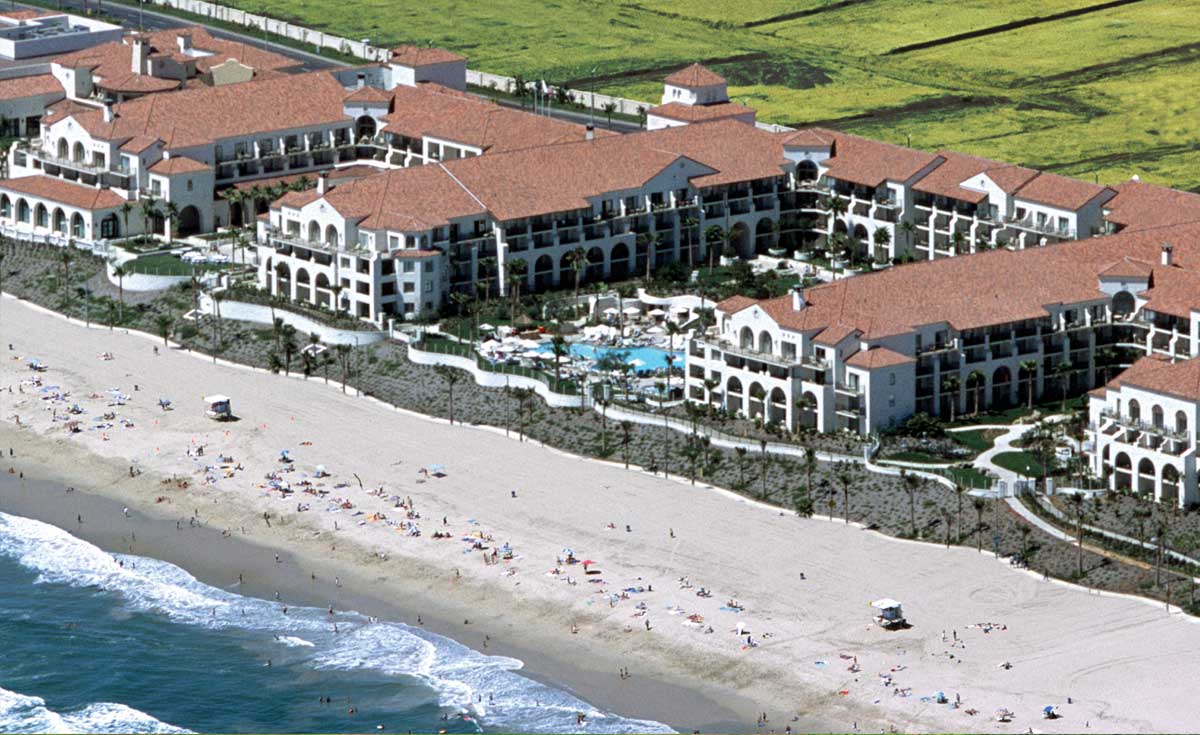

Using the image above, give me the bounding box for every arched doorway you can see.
[70,212,84,239]
[307,221,321,243]
[533,254,553,291]
[768,387,787,425]
[558,251,577,291]
[315,272,331,307]
[274,262,291,295]
[758,330,773,354]
[72,142,85,163]
[725,376,743,416]
[739,326,754,349]
[991,365,1012,408]
[585,246,605,282]
[177,205,201,237]
[324,224,339,248]
[99,213,119,239]
[1,195,12,218]
[1137,457,1156,498]
[1112,291,1135,317]
[1128,399,1141,423]
[747,382,766,421]
[1161,465,1181,506]
[57,139,68,159]
[294,267,311,302]
[609,241,630,280]
[798,390,818,429]
[796,159,818,182]
[729,221,751,258]
[52,208,66,234]
[1113,452,1131,491]
[16,199,29,223]
[755,218,776,255]
[355,115,377,141]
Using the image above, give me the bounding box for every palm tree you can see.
[902,470,921,538]
[1096,347,1117,386]
[941,509,953,547]
[506,258,528,324]
[568,246,586,315]
[0,251,6,320]
[941,374,960,423]
[602,101,617,129]
[871,227,891,263]
[803,445,817,499]
[680,214,698,266]
[1020,358,1039,408]
[703,224,724,275]
[681,436,702,485]
[837,464,853,524]
[281,324,298,375]
[1132,507,1151,557]
[1154,517,1169,588]
[163,201,179,244]
[966,370,986,416]
[620,420,633,469]
[140,196,158,237]
[972,496,986,552]
[637,231,660,281]
[221,189,244,228]
[1067,492,1085,576]
[950,229,966,255]
[272,316,284,351]
[1054,360,1073,410]
[898,219,916,255]
[512,387,535,441]
[954,483,966,543]
[211,292,224,348]
[550,332,568,386]
[154,314,173,346]
[663,353,676,402]
[434,365,461,424]
[59,246,71,305]
[120,202,133,239]
[759,438,770,500]
[111,262,128,320]
[734,446,747,487]
[334,344,351,392]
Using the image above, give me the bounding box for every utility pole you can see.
[587,65,598,128]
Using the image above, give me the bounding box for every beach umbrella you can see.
[603,307,619,315]
[646,326,664,334]
[479,323,496,331]
[628,358,646,367]
[648,308,666,316]
[622,306,641,315]
[561,547,575,556]
[521,349,544,359]
[519,338,542,349]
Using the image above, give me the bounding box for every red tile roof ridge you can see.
[665,63,726,88]
[844,346,914,369]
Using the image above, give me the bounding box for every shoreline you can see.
[0,442,759,734]
[2,295,1199,734]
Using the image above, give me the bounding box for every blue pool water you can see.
[538,344,683,371]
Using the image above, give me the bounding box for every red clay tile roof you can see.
[813,322,859,346]
[0,175,125,210]
[780,128,833,148]
[1103,355,1200,402]
[647,101,755,124]
[665,63,725,88]
[119,135,161,153]
[719,222,1200,341]
[815,128,941,188]
[913,150,1038,204]
[96,72,181,94]
[845,347,914,369]
[716,295,757,314]
[1097,257,1153,279]
[1140,266,1200,319]
[344,85,392,105]
[382,83,608,153]
[619,118,790,189]
[68,69,354,148]
[0,73,63,102]
[1104,179,1200,231]
[54,26,296,83]
[148,156,209,174]
[1014,172,1113,211]
[389,45,465,66]
[308,164,486,231]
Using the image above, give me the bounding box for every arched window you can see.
[1176,410,1188,435]
[796,159,818,182]
[0,195,10,218]
[739,326,754,349]
[1152,405,1164,429]
[1112,291,1135,316]
[16,199,29,223]
[758,330,773,354]
[1128,399,1140,423]
[71,212,84,238]
[34,203,48,228]
[52,208,66,234]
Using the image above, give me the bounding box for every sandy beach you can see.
[3,296,1200,734]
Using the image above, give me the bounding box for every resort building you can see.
[1087,355,1200,507]
[646,64,756,130]
[686,223,1200,442]
[0,10,122,60]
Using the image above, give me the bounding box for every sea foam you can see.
[0,512,672,734]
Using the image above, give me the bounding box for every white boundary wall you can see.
[405,342,583,408]
[199,294,387,346]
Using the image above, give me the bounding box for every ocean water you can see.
[0,511,672,734]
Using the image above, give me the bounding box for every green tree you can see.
[837,464,854,524]
[972,496,986,552]
[1054,360,1073,410]
[435,364,461,424]
[902,470,921,538]
[1020,359,1039,409]
[111,262,128,321]
[620,419,633,469]
[281,324,298,375]
[602,101,617,129]
[967,369,986,416]
[1067,492,1086,577]
[941,374,960,423]
[507,258,528,324]
[154,314,173,346]
[163,200,179,244]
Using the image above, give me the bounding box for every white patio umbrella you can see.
[479,323,496,331]
[603,307,620,315]
[646,326,665,334]
[628,358,646,367]
[521,349,544,359]
[622,305,641,315]
[519,338,542,349]
[648,308,667,316]
[497,343,519,352]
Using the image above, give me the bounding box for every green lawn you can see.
[950,428,1002,454]
[124,254,233,276]
[992,450,1047,478]
[189,0,1200,191]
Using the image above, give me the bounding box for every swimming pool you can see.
[538,343,684,371]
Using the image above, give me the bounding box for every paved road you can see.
[18,1,647,131]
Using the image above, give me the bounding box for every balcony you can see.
[1005,216,1075,239]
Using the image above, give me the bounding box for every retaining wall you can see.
[200,295,387,345]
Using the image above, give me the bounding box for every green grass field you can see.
[214,0,1200,190]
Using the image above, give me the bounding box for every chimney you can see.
[102,103,113,123]
[1161,242,1174,267]
[317,172,329,195]
[131,36,147,75]
[791,284,805,311]
[176,32,192,53]
[585,124,594,141]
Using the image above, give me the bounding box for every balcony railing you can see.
[1005,216,1075,239]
